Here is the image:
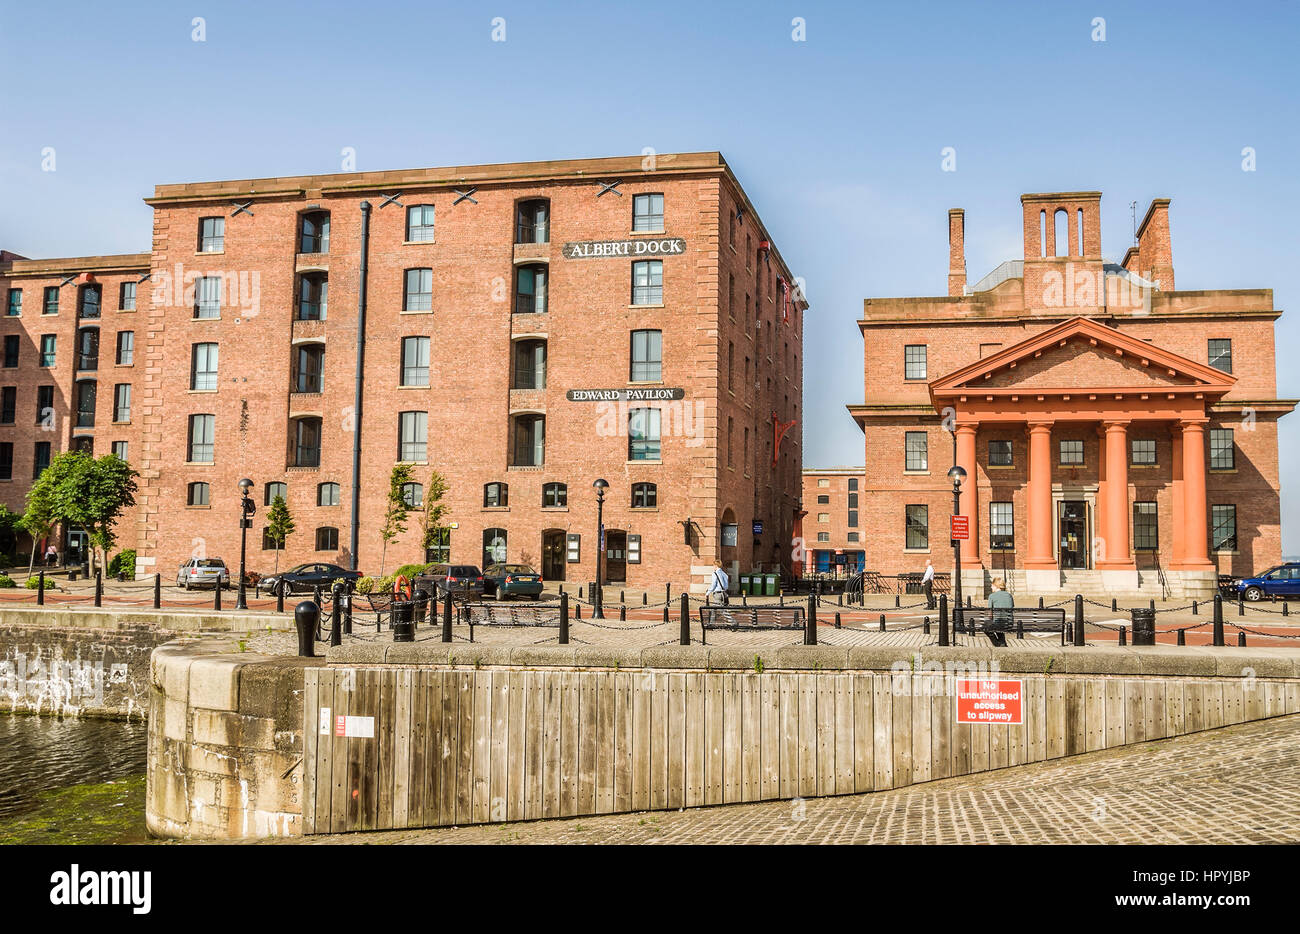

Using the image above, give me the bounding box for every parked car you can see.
[1233,563,1300,602]
[482,563,543,601]
[257,563,362,596]
[413,564,485,600]
[176,557,230,590]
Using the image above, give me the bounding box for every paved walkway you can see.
[282,714,1300,844]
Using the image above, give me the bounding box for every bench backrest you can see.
[699,605,806,630]
[463,603,564,628]
[963,607,1065,626]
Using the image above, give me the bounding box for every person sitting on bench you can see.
[986,577,1014,647]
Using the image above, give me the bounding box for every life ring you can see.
[392,574,412,602]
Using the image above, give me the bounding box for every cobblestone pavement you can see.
[281,714,1300,845]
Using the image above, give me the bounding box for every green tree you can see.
[30,451,138,575]
[21,473,57,576]
[0,505,21,569]
[379,463,415,576]
[419,470,450,556]
[264,494,295,573]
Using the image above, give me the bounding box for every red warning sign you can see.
[335,715,346,736]
[955,679,1023,724]
[950,516,970,540]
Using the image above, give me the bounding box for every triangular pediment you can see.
[930,316,1236,397]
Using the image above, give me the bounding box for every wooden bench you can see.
[962,607,1067,646]
[698,605,806,644]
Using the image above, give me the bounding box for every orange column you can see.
[1025,421,1056,569]
[1179,419,1213,569]
[1170,428,1185,567]
[1095,424,1107,567]
[955,423,981,566]
[1097,420,1133,569]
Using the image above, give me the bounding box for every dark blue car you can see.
[1234,563,1300,602]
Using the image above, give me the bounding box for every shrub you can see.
[108,549,137,579]
[0,573,15,588]
[354,576,376,595]
[25,575,42,589]
[392,562,432,581]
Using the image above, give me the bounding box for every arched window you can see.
[317,482,339,506]
[1077,209,1085,257]
[299,210,330,254]
[402,482,423,507]
[315,527,339,551]
[484,482,508,508]
[76,326,100,371]
[265,481,287,506]
[515,199,549,244]
[75,379,97,428]
[482,528,507,567]
[187,482,210,506]
[1039,210,1047,258]
[542,482,567,508]
[631,482,657,508]
[1054,209,1068,258]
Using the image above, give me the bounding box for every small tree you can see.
[379,463,414,576]
[22,467,58,575]
[82,453,140,573]
[32,450,138,575]
[419,470,450,559]
[265,494,295,573]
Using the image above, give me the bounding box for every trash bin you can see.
[391,601,415,642]
[750,573,763,597]
[739,574,750,596]
[764,573,778,596]
[1130,607,1156,646]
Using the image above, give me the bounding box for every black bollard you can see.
[1111,598,1118,612]
[1238,631,1247,647]
[1037,596,1044,610]
[37,570,45,606]
[578,585,584,599]
[835,612,842,629]
[1177,629,1186,646]
[619,604,626,621]
[276,583,285,614]
[95,571,103,607]
[1238,595,1245,617]
[923,616,930,634]
[1192,599,1198,616]
[1073,594,1085,647]
[391,601,415,642]
[574,601,582,620]
[938,593,949,646]
[153,573,161,609]
[442,591,453,643]
[879,613,886,632]
[742,590,748,607]
[662,604,670,624]
[1149,598,1155,611]
[1065,623,1073,642]
[1213,594,1225,647]
[895,594,901,608]
[642,592,647,606]
[837,591,843,607]
[330,603,343,646]
[1285,601,1291,617]
[413,588,429,626]
[294,601,318,657]
[620,590,625,604]
[1016,619,1024,640]
[214,580,222,611]
[342,589,353,635]
[666,583,671,604]
[805,594,817,646]
[1118,626,1127,646]
[559,592,570,645]
[679,593,690,646]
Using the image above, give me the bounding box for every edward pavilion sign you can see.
[566,388,686,402]
[562,237,686,259]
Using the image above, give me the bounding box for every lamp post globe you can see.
[592,479,608,618]
[235,477,254,610]
[946,464,966,629]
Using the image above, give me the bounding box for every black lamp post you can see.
[236,477,254,610]
[947,465,966,631]
[592,478,608,619]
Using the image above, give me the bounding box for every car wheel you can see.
[1244,587,1264,602]
[496,586,508,602]
[179,578,188,591]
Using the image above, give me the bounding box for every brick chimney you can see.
[1135,198,1174,290]
[948,208,966,296]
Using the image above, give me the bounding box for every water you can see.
[0,715,148,843]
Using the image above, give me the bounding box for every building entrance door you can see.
[541,529,566,582]
[604,530,627,583]
[1058,501,1090,569]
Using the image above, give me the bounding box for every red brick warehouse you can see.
[848,192,1293,599]
[0,153,807,593]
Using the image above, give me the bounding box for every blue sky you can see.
[2,0,1298,548]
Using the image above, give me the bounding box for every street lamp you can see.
[236,477,254,610]
[947,464,967,632]
[592,478,608,619]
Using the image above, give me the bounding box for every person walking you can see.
[922,558,935,610]
[985,576,1015,647]
[706,561,730,607]
[44,543,58,568]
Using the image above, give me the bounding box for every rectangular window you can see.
[904,431,928,471]
[119,281,136,311]
[74,381,96,428]
[513,339,546,390]
[628,407,661,461]
[116,330,134,365]
[632,193,664,232]
[631,260,663,305]
[512,415,545,466]
[849,478,858,491]
[294,344,324,393]
[514,265,547,314]
[191,343,219,391]
[33,441,51,478]
[0,443,11,481]
[817,478,829,488]
[905,505,929,550]
[194,276,221,318]
[817,513,830,523]
[3,336,17,367]
[113,383,131,422]
[0,387,14,424]
[111,441,128,461]
[630,329,662,382]
[904,344,927,380]
[1211,504,1237,552]
[1133,502,1158,551]
[1209,428,1235,470]
[1207,338,1232,374]
[398,411,428,462]
[988,440,1014,467]
[1131,438,1157,465]
[188,414,215,462]
[515,200,549,244]
[847,509,859,528]
[989,502,1014,551]
[401,336,430,387]
[406,205,436,242]
[6,289,20,316]
[404,268,432,312]
[36,386,53,425]
[816,494,829,504]
[293,418,322,467]
[297,275,327,320]
[43,286,59,315]
[198,217,224,252]
[1059,439,1084,465]
[40,335,55,367]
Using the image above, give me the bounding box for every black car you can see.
[413,564,485,600]
[257,563,362,596]
[482,563,544,600]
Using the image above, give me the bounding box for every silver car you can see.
[176,557,230,590]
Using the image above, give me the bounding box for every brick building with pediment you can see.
[849,192,1294,598]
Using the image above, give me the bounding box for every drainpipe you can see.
[349,201,372,571]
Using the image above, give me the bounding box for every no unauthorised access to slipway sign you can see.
[955,679,1024,724]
